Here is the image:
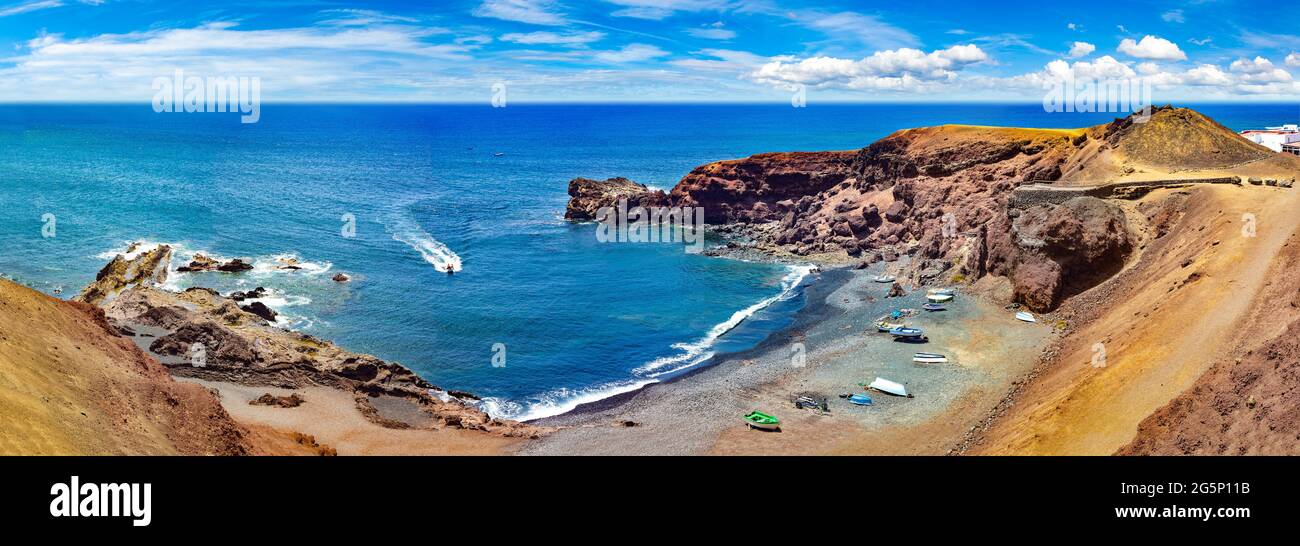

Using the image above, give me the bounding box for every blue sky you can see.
[1,0,1299,102]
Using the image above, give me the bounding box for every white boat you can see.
[913,352,949,364]
[1015,311,1036,323]
[873,275,896,283]
[868,377,910,397]
[876,321,904,332]
[926,293,954,303]
[927,288,955,296]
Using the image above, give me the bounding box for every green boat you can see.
[743,411,781,431]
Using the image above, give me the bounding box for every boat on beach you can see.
[927,288,955,296]
[873,275,896,283]
[847,394,874,406]
[868,377,911,397]
[743,411,781,431]
[913,352,948,363]
[921,303,946,311]
[876,320,904,332]
[1015,311,1036,323]
[926,293,954,303]
[888,326,924,338]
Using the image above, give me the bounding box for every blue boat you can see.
[888,327,924,338]
[848,394,873,406]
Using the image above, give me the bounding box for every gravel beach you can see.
[520,265,1052,455]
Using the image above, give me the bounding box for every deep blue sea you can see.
[2,103,1295,419]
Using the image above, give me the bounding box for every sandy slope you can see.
[972,180,1300,455]
[0,279,258,454]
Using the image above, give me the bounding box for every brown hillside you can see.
[0,278,256,455]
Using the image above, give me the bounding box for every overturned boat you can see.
[1015,311,1036,323]
[847,394,874,406]
[926,293,954,303]
[913,352,949,364]
[868,377,912,398]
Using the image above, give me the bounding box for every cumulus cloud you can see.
[1287,53,1300,67]
[1229,56,1293,84]
[1068,41,1095,58]
[748,44,988,91]
[1117,35,1187,60]
[1182,64,1232,86]
[473,0,566,25]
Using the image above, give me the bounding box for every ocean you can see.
[2,102,1295,420]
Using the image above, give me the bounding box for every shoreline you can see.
[520,266,1053,455]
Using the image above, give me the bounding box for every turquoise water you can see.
[1,103,1295,419]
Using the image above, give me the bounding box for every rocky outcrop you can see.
[77,244,173,306]
[87,246,543,439]
[986,197,1133,312]
[670,151,856,224]
[177,254,254,273]
[564,177,669,220]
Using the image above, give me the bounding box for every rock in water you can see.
[564,177,669,221]
[240,301,278,322]
[332,273,351,283]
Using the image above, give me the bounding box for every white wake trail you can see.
[386,210,463,272]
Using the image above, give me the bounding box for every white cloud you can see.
[1068,41,1095,58]
[1287,53,1300,67]
[1067,22,1079,31]
[0,0,63,17]
[1188,37,1212,46]
[594,43,670,63]
[748,44,989,91]
[1229,56,1293,84]
[500,31,605,45]
[473,0,565,25]
[1117,35,1187,60]
[791,11,920,50]
[1182,64,1231,86]
[605,0,731,20]
[1162,10,1185,23]
[686,26,736,40]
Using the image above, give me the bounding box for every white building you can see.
[1240,124,1300,152]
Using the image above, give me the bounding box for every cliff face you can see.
[0,278,254,455]
[648,106,1270,311]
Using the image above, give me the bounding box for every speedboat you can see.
[913,352,949,364]
[873,275,896,283]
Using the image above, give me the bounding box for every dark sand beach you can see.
[521,265,1051,455]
